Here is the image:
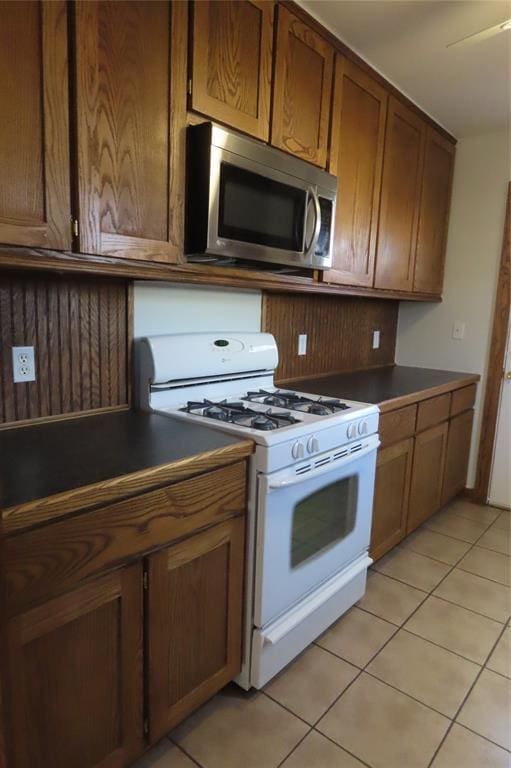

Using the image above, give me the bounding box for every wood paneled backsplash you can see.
[0,273,130,425]
[263,293,398,382]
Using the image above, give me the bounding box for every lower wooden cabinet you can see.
[5,565,144,768]
[370,438,413,561]
[442,410,474,506]
[407,421,449,533]
[147,516,245,742]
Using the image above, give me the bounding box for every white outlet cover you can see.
[12,345,36,383]
[372,330,380,349]
[452,321,466,340]
[298,334,307,356]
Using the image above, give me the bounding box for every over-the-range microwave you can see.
[185,123,337,270]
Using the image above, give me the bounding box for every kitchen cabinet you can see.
[407,421,448,533]
[442,409,474,505]
[324,57,387,287]
[0,0,71,250]
[148,516,245,741]
[4,564,143,768]
[271,6,334,168]
[374,97,426,292]
[413,128,455,295]
[73,0,186,263]
[190,0,274,141]
[370,438,414,561]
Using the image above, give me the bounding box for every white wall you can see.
[133,282,262,338]
[397,129,510,487]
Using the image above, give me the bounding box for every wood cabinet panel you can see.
[442,410,474,505]
[370,439,414,561]
[191,0,273,140]
[324,57,387,287]
[413,128,455,295]
[374,97,426,291]
[407,422,448,533]
[271,6,334,167]
[74,0,186,263]
[0,0,71,249]
[148,516,245,740]
[5,565,143,768]
[379,404,417,447]
[416,393,451,432]
[451,384,477,416]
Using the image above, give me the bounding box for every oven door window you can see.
[291,475,358,568]
[218,163,305,251]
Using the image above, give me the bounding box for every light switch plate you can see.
[372,330,380,349]
[452,321,466,340]
[298,334,307,356]
[12,346,36,383]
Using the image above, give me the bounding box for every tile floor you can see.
[134,500,511,768]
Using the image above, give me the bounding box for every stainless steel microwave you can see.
[185,123,337,270]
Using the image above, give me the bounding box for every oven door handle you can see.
[267,437,379,491]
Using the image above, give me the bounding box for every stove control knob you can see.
[358,420,368,436]
[292,441,305,460]
[307,436,320,454]
[347,422,357,440]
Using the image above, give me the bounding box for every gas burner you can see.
[245,389,288,407]
[251,415,278,431]
[180,399,300,431]
[243,390,351,415]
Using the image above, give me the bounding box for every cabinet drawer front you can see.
[450,384,477,416]
[379,404,417,446]
[416,393,451,432]
[5,462,247,616]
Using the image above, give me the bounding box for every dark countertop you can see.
[0,410,253,533]
[281,365,480,413]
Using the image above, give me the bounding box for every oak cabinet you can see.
[442,409,474,505]
[374,97,426,292]
[413,128,455,295]
[5,565,144,768]
[324,57,387,287]
[148,516,245,742]
[73,0,186,263]
[271,6,334,168]
[407,421,449,533]
[370,438,414,561]
[190,0,274,141]
[0,0,71,250]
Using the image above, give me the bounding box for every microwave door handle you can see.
[304,187,321,256]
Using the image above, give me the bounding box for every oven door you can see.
[253,436,378,628]
[207,146,321,268]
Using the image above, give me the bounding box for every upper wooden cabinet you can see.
[0,0,71,250]
[73,0,186,263]
[413,127,455,294]
[190,0,274,141]
[271,6,334,168]
[324,57,388,287]
[374,97,426,292]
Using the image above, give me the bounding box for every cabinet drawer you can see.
[450,384,477,416]
[379,405,417,446]
[4,461,247,617]
[416,393,451,432]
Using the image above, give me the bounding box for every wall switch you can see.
[452,321,466,340]
[372,330,380,350]
[12,346,36,383]
[298,334,307,356]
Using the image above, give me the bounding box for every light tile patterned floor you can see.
[134,500,511,768]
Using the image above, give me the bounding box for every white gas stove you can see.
[136,332,380,688]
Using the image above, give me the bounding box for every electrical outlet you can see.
[298,334,307,356]
[12,346,36,383]
[452,321,466,340]
[372,330,380,350]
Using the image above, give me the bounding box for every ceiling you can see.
[298,0,511,137]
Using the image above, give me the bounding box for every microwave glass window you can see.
[219,163,305,251]
[290,475,358,568]
[315,197,333,257]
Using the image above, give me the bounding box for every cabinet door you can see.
[271,6,334,167]
[370,439,413,561]
[407,422,448,533]
[442,410,474,506]
[374,97,425,291]
[5,566,143,768]
[0,0,71,250]
[148,516,245,742]
[191,0,273,141]
[74,1,186,263]
[324,57,387,286]
[413,128,455,295]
